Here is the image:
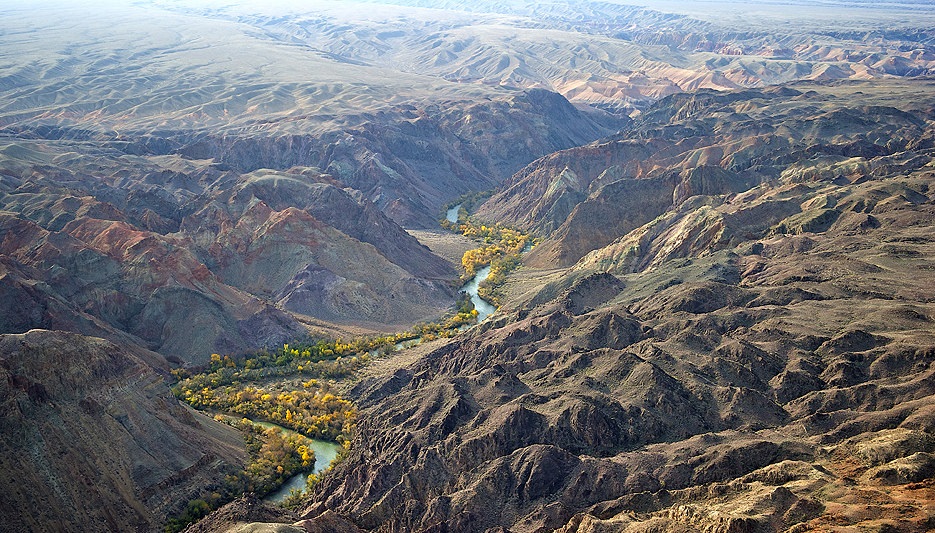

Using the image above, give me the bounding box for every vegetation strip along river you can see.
[257,420,342,503]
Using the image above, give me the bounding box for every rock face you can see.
[0,201,307,364]
[0,330,246,532]
[181,168,457,327]
[259,79,935,533]
[183,494,301,533]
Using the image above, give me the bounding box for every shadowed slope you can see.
[249,79,935,533]
[0,330,246,532]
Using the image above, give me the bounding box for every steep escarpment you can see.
[297,225,935,532]
[174,89,621,228]
[0,330,246,532]
[181,167,457,326]
[185,167,451,281]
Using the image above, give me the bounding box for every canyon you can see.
[288,78,935,533]
[1,0,934,531]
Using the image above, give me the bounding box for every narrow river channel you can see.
[448,203,497,321]
[264,437,342,503]
[446,203,461,224]
[265,205,499,502]
[460,265,496,322]
[239,419,342,504]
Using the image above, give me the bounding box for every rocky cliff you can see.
[0,140,476,362]
[0,330,246,532]
[0,193,306,364]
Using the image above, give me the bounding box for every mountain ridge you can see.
[274,78,935,533]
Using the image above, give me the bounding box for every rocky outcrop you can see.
[0,330,246,532]
[0,210,306,364]
[183,176,455,326]
[184,495,302,533]
[295,248,935,532]
[228,174,451,279]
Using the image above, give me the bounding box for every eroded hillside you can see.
[0,330,246,531]
[479,80,935,269]
[1,2,934,532]
[241,79,935,533]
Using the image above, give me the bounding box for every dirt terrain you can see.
[1,1,934,531]
[261,79,935,533]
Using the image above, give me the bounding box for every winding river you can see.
[264,437,342,503]
[264,209,502,502]
[460,265,496,322]
[237,418,342,504]
[448,203,497,321]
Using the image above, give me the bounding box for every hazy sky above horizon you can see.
[4,0,934,32]
[4,0,934,21]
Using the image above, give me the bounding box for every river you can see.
[264,437,342,503]
[446,203,461,223]
[460,265,496,322]
[225,417,342,504]
[447,203,497,321]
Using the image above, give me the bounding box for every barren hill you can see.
[1,1,934,532]
[265,79,935,533]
